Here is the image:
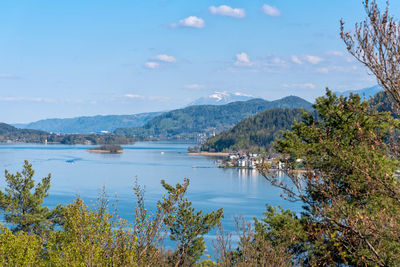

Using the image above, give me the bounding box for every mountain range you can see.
[14,112,163,134]
[115,96,312,139]
[336,85,383,99]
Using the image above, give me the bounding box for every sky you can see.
[0,0,398,123]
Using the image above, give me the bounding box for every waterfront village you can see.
[217,152,286,170]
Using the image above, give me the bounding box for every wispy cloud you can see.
[0,74,19,79]
[144,62,160,69]
[148,96,171,102]
[209,5,246,18]
[262,4,281,17]
[327,50,345,56]
[234,52,253,67]
[291,55,302,64]
[122,94,170,102]
[304,55,323,64]
[154,54,176,63]
[184,84,204,89]
[0,97,55,103]
[316,67,329,74]
[283,83,316,89]
[172,16,205,28]
[124,94,144,99]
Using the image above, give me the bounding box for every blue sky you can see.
[0,0,397,123]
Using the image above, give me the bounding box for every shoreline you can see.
[188,151,229,157]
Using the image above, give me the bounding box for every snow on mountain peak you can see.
[188,91,255,106]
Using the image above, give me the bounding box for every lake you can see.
[0,141,299,252]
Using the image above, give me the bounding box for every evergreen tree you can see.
[0,160,57,234]
[163,180,223,266]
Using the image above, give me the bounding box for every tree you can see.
[164,191,223,266]
[258,90,400,266]
[0,160,59,235]
[341,0,400,113]
[47,196,136,266]
[133,178,190,266]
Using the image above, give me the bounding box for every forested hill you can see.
[200,108,308,153]
[0,123,135,144]
[14,112,163,134]
[0,123,49,143]
[114,96,312,138]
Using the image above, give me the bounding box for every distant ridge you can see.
[115,96,313,139]
[336,85,383,99]
[14,112,163,134]
[188,91,255,106]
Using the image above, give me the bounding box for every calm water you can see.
[0,141,299,251]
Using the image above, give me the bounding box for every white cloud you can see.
[272,57,286,65]
[174,16,205,28]
[234,52,253,66]
[155,54,176,63]
[291,55,302,64]
[145,62,160,69]
[124,94,144,99]
[304,55,323,64]
[284,83,316,89]
[184,84,204,89]
[262,4,281,17]
[316,67,329,74]
[234,92,253,97]
[209,5,246,18]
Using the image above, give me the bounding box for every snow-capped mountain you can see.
[188,91,255,106]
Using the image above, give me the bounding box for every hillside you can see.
[0,123,49,143]
[114,96,312,139]
[14,112,163,134]
[200,108,307,153]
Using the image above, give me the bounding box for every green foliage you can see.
[133,179,190,266]
[0,225,43,265]
[259,89,400,266]
[115,97,312,139]
[255,205,306,255]
[0,162,226,266]
[164,190,223,266]
[96,144,123,153]
[0,160,59,234]
[47,196,136,266]
[201,108,308,153]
